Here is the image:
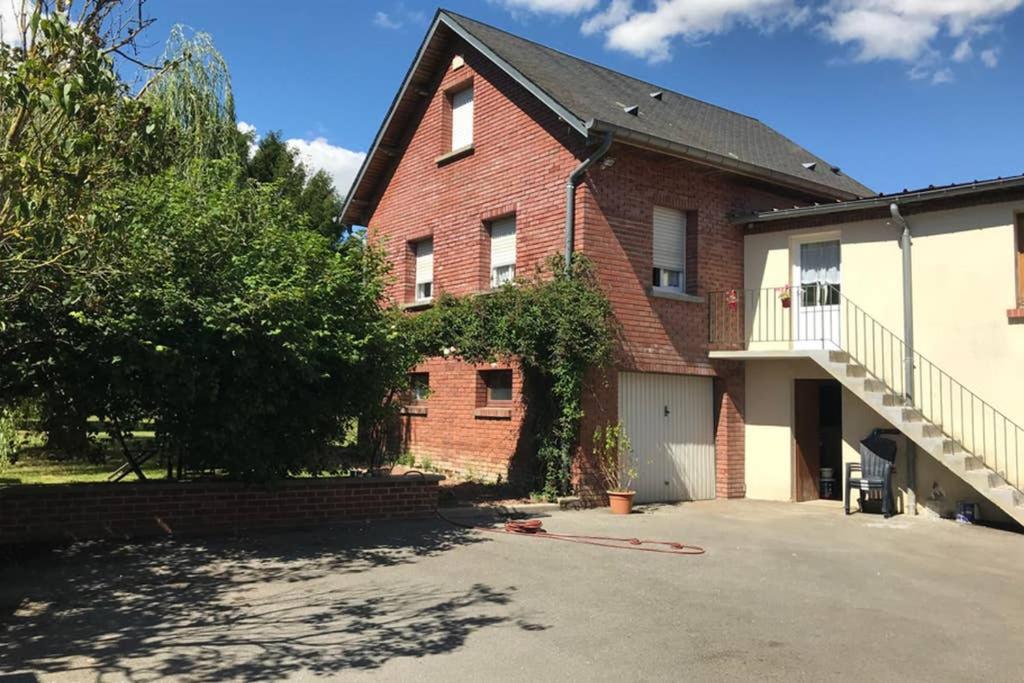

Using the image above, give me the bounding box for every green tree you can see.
[84,160,409,478]
[246,131,344,241]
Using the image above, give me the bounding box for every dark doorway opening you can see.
[794,379,843,502]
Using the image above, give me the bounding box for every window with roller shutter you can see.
[652,206,686,293]
[489,216,516,287]
[450,86,473,151]
[414,239,433,302]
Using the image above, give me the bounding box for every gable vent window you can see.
[414,238,433,302]
[652,206,686,293]
[450,86,474,151]
[489,216,516,287]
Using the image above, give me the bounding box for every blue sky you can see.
[140,0,1024,196]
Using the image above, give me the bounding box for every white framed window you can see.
[489,216,516,287]
[652,206,686,293]
[450,86,473,151]
[414,238,433,302]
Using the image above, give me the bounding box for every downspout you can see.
[890,202,917,514]
[564,132,614,271]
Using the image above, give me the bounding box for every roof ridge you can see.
[439,8,762,125]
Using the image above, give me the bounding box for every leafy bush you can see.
[63,160,416,479]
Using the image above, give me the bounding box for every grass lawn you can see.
[1,450,168,485]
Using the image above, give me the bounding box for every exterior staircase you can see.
[709,286,1024,528]
[806,349,1024,527]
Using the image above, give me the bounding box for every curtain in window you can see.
[799,240,840,286]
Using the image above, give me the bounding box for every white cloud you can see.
[0,0,27,45]
[286,137,366,196]
[497,0,600,14]
[980,46,999,67]
[930,67,954,84]
[952,39,972,62]
[591,0,807,63]
[373,11,402,29]
[236,120,257,136]
[821,1,1022,63]
[373,4,426,30]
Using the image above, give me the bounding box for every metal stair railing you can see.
[708,286,1023,491]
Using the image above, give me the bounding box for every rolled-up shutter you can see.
[415,239,433,285]
[451,87,474,150]
[490,217,516,269]
[653,206,686,273]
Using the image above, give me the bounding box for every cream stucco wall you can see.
[742,200,1024,522]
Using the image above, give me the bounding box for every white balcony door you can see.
[793,239,841,350]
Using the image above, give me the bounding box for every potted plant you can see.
[779,285,792,309]
[594,422,638,514]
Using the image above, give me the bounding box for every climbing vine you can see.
[412,255,616,498]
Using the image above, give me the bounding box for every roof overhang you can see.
[586,119,863,203]
[340,10,589,227]
[735,174,1024,227]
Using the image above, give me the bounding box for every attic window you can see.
[649,91,663,100]
[831,166,842,175]
[802,162,817,171]
[624,105,639,116]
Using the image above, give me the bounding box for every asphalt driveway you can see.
[2,500,1023,681]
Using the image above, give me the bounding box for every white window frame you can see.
[414,238,433,303]
[450,86,474,151]
[652,206,686,294]
[489,216,516,288]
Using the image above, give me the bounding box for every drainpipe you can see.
[564,132,614,271]
[890,202,917,514]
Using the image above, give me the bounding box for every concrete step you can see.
[902,408,924,422]
[942,439,963,455]
[863,378,888,393]
[883,394,911,407]
[829,351,849,363]
[846,364,867,378]
[989,486,1023,508]
[921,424,944,438]
[964,468,1002,490]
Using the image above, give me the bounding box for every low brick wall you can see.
[0,475,443,546]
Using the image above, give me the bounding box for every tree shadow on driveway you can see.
[0,519,547,680]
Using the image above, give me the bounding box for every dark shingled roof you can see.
[443,10,873,200]
[341,10,873,226]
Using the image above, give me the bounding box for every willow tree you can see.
[143,24,246,163]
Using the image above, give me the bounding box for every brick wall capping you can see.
[1007,308,1024,323]
[473,406,513,420]
[435,144,475,166]
[646,287,705,304]
[0,473,446,496]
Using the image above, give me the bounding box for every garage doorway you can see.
[793,379,842,502]
[618,373,715,503]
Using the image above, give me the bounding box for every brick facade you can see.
[0,476,443,546]
[366,37,815,498]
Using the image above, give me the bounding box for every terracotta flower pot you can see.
[781,297,791,309]
[607,490,636,515]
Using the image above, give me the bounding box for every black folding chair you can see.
[845,432,898,518]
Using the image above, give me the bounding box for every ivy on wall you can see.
[412,255,616,497]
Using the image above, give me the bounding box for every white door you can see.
[617,373,715,503]
[793,239,841,349]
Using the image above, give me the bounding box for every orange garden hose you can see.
[437,510,706,556]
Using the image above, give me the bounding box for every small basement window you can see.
[482,369,513,404]
[414,238,433,302]
[409,372,429,402]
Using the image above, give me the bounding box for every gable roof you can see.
[341,9,873,226]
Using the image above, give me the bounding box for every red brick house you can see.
[340,9,873,502]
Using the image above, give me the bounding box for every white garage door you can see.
[617,372,715,503]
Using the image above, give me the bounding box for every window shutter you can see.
[652,206,686,272]
[490,216,516,268]
[451,87,474,150]
[415,239,433,285]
